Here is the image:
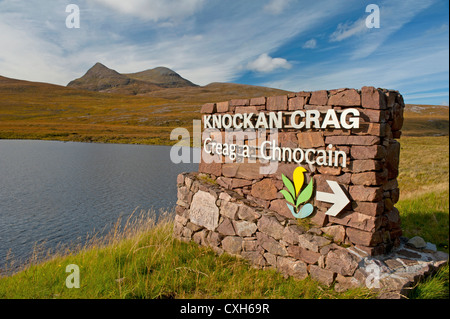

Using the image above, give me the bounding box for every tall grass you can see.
[0,209,375,299]
[0,204,447,299]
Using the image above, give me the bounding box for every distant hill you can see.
[125,67,198,88]
[0,73,448,145]
[67,63,197,94]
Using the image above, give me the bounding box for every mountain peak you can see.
[67,63,197,94]
[125,67,198,88]
[67,63,131,92]
[85,63,122,78]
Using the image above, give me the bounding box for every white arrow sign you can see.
[316,180,350,217]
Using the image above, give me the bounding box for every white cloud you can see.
[264,0,292,15]
[302,38,317,49]
[262,30,448,105]
[329,0,437,59]
[329,18,367,42]
[92,0,205,21]
[246,53,292,73]
[0,0,343,85]
[0,18,69,84]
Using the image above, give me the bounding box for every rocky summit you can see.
[67,63,197,94]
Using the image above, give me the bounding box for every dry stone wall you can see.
[174,172,448,297]
[198,87,404,256]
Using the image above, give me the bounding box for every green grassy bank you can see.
[0,197,447,299]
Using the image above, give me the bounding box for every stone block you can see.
[222,236,243,255]
[277,257,308,279]
[269,199,294,219]
[325,249,359,276]
[235,106,257,114]
[351,201,384,216]
[220,201,239,220]
[257,215,285,240]
[328,89,361,106]
[250,96,266,106]
[391,103,404,131]
[310,210,328,227]
[320,225,346,243]
[386,207,401,229]
[360,109,385,123]
[309,90,328,105]
[297,131,325,148]
[216,101,230,113]
[349,160,383,173]
[349,185,383,202]
[297,233,331,253]
[198,161,222,177]
[241,251,266,268]
[186,222,203,233]
[230,99,250,106]
[325,135,381,146]
[309,265,336,287]
[206,231,222,247]
[329,211,382,232]
[233,220,258,237]
[386,141,400,179]
[279,132,299,148]
[350,170,388,186]
[287,246,321,264]
[237,205,261,222]
[217,217,236,236]
[257,232,288,256]
[282,225,306,245]
[231,178,253,188]
[288,96,305,110]
[189,191,220,231]
[361,86,387,109]
[251,178,279,201]
[192,229,208,246]
[267,95,288,111]
[242,239,259,251]
[201,103,216,114]
[264,252,277,267]
[346,228,383,246]
[351,145,386,160]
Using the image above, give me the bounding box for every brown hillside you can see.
[125,67,198,88]
[67,62,162,94]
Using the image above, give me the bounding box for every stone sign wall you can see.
[197,87,404,256]
[174,86,449,296]
[174,172,448,297]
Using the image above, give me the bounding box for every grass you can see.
[0,211,375,299]
[0,186,447,299]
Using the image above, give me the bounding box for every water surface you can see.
[0,140,197,269]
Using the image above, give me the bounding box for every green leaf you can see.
[296,178,314,206]
[281,174,296,198]
[298,204,314,218]
[286,203,300,218]
[280,190,295,206]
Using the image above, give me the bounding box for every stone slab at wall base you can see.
[175,172,448,299]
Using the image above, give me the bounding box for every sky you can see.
[0,0,448,105]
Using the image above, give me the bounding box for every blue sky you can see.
[0,0,448,105]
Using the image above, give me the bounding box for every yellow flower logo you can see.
[280,167,314,219]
